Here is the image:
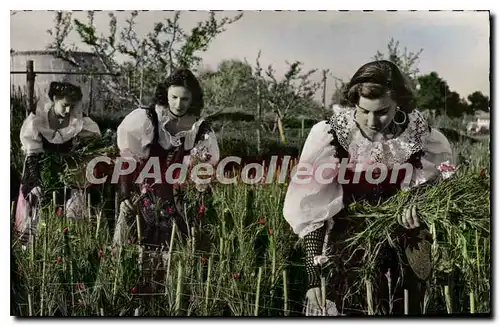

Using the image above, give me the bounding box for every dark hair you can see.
[340,60,416,113]
[48,81,83,102]
[154,68,204,117]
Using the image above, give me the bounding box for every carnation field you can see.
[10,94,491,317]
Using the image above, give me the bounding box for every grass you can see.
[11,181,305,316]
[11,135,491,316]
[10,90,490,316]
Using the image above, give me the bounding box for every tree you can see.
[416,72,470,117]
[199,59,260,114]
[467,91,490,113]
[196,52,324,150]
[373,38,423,88]
[257,56,323,144]
[445,90,470,118]
[416,72,449,116]
[46,10,243,111]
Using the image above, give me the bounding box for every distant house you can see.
[475,110,490,120]
[467,111,490,135]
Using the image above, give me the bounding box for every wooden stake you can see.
[444,285,453,314]
[366,279,374,315]
[404,289,409,315]
[95,210,102,239]
[283,270,289,316]
[191,226,196,254]
[135,214,142,244]
[175,263,183,315]
[204,256,213,314]
[26,60,35,117]
[165,223,177,290]
[254,267,263,316]
[87,192,92,221]
[321,276,327,316]
[470,291,475,314]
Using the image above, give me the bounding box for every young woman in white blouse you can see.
[283,60,453,316]
[15,82,101,245]
[113,68,220,250]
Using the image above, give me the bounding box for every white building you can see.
[467,111,490,135]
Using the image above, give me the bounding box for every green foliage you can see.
[200,59,260,115]
[201,53,324,121]
[417,72,471,117]
[260,56,323,119]
[467,91,490,113]
[46,10,243,111]
[11,25,491,316]
[346,164,490,313]
[11,141,491,316]
[373,38,486,118]
[373,37,424,87]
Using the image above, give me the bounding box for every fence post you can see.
[256,81,261,154]
[282,270,289,316]
[254,267,263,316]
[322,69,328,117]
[89,75,94,115]
[26,60,35,117]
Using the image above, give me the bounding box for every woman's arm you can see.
[403,127,454,190]
[282,121,344,289]
[19,114,44,197]
[116,109,155,202]
[185,122,220,191]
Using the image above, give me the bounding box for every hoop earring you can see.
[393,107,407,125]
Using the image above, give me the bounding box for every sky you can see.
[10,10,490,103]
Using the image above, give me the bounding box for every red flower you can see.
[75,282,85,290]
[130,287,137,294]
[141,184,154,193]
[257,218,265,225]
[198,205,206,215]
[231,273,241,279]
[268,229,274,236]
[63,227,68,234]
[201,257,208,264]
[438,163,456,172]
[55,257,62,264]
[481,168,487,178]
[56,207,63,216]
[168,207,174,214]
[143,199,151,207]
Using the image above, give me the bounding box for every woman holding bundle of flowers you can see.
[15,81,101,245]
[114,68,220,249]
[114,68,220,296]
[283,60,454,316]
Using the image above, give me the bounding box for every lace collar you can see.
[32,103,84,144]
[155,104,206,150]
[328,105,431,166]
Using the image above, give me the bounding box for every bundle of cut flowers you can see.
[54,135,119,189]
[344,164,490,280]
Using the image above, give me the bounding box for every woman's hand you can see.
[119,199,135,218]
[305,287,339,316]
[28,186,42,201]
[398,204,420,229]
